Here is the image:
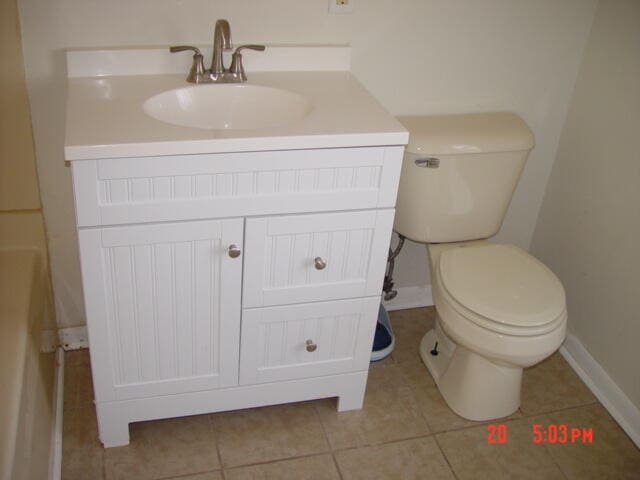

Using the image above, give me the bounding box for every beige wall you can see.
[0,0,40,212]
[532,0,640,408]
[16,0,597,328]
[0,0,47,251]
[0,1,56,476]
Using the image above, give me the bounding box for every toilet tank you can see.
[394,112,534,243]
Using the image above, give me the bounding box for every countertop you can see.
[65,71,409,161]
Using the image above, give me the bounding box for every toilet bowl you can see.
[394,113,568,421]
[419,241,566,420]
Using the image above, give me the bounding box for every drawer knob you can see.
[228,244,242,258]
[314,257,327,270]
[305,339,318,352]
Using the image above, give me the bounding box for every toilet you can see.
[395,112,567,421]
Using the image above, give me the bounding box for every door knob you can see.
[305,339,317,352]
[228,244,242,258]
[314,257,327,270]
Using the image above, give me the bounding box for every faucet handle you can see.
[233,45,266,53]
[170,45,207,84]
[170,45,202,55]
[229,45,266,82]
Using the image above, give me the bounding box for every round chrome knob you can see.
[228,244,242,258]
[305,339,317,352]
[314,257,327,270]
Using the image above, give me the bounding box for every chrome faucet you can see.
[170,19,265,84]
[210,19,232,80]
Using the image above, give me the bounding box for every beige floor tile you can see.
[224,454,340,480]
[64,363,95,410]
[165,473,223,480]
[436,417,565,480]
[104,414,219,480]
[62,406,104,480]
[212,402,329,468]
[315,364,430,449]
[395,359,436,389]
[369,353,395,368]
[539,404,640,479]
[412,384,521,433]
[389,307,435,364]
[521,353,597,415]
[335,436,455,480]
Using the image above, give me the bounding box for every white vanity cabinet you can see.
[72,146,403,447]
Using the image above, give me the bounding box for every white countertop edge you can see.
[64,132,409,161]
[66,45,351,78]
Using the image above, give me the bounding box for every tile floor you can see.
[62,307,640,479]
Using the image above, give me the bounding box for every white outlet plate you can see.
[329,0,354,14]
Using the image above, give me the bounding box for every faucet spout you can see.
[211,19,232,77]
[173,19,261,84]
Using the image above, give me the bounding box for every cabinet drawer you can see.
[243,210,394,307]
[71,146,403,227]
[239,297,379,385]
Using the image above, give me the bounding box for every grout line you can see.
[100,446,107,480]
[312,398,336,452]
[432,434,460,480]
[209,414,226,476]
[156,469,223,480]
[329,432,438,455]
[330,452,344,480]
[519,400,602,419]
[221,451,333,472]
[543,441,570,480]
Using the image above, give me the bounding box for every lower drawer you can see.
[239,297,379,385]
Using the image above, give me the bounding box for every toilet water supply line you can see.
[383,234,406,301]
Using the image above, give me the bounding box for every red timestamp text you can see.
[487,424,508,444]
[532,424,594,444]
[487,423,594,444]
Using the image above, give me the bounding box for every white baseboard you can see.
[560,334,640,447]
[58,326,88,350]
[49,347,64,480]
[383,285,433,311]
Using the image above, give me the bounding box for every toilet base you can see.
[419,324,522,421]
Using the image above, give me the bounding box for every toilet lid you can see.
[439,244,566,328]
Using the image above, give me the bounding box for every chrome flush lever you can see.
[414,157,440,168]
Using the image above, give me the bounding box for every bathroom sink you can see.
[143,84,313,130]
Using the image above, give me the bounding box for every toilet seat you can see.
[438,244,566,336]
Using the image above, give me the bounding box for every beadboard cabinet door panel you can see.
[243,209,394,307]
[78,218,243,401]
[239,297,379,385]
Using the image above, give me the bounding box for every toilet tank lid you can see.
[397,112,535,155]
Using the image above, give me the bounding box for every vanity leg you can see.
[337,384,366,411]
[96,403,130,447]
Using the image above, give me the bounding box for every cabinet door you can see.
[78,219,243,402]
[239,297,379,385]
[243,210,394,307]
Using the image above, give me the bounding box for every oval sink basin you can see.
[143,84,313,130]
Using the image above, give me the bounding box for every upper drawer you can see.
[243,209,394,308]
[71,146,403,227]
